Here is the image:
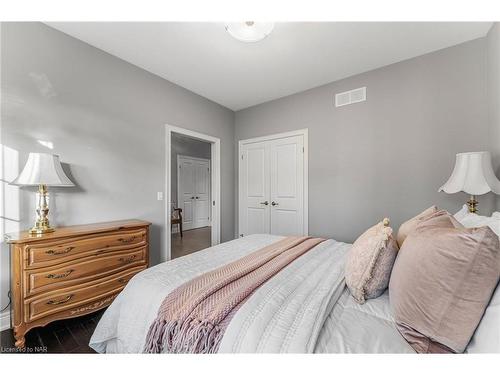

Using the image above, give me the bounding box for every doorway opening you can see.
[165,125,220,262]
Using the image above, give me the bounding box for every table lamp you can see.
[10,153,75,234]
[439,151,500,213]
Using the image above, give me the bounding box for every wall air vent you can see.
[335,87,366,107]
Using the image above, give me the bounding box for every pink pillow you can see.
[390,211,500,353]
[396,206,437,247]
[345,218,399,304]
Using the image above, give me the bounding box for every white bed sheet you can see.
[315,287,414,353]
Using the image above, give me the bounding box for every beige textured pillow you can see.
[396,205,438,247]
[345,218,399,304]
[389,211,500,353]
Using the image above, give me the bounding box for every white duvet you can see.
[89,234,413,353]
[218,237,348,353]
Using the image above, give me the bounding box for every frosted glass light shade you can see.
[10,153,74,187]
[225,22,274,42]
[439,151,500,195]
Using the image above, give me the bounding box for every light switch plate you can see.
[157,192,163,201]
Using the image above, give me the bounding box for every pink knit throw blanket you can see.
[143,236,325,354]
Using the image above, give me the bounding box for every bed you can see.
[89,234,415,353]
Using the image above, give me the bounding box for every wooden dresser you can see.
[4,219,150,348]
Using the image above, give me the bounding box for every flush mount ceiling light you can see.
[225,22,274,42]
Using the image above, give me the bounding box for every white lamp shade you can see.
[10,153,75,187]
[439,151,500,195]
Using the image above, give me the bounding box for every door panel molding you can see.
[270,135,304,236]
[239,141,270,236]
[177,155,211,230]
[238,128,308,237]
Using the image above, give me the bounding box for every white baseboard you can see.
[0,310,10,332]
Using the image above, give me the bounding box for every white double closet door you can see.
[239,134,306,236]
[178,156,211,231]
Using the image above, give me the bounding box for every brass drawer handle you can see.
[118,236,136,244]
[119,255,137,264]
[45,246,74,256]
[46,294,74,305]
[46,269,74,279]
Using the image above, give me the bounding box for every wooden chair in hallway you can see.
[171,206,183,237]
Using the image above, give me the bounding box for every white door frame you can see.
[165,124,221,262]
[177,155,211,229]
[238,128,309,237]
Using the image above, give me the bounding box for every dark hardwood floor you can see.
[171,226,211,259]
[0,309,104,354]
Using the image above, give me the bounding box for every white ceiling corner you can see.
[46,22,492,111]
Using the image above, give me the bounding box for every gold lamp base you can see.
[467,195,478,214]
[29,184,56,235]
[29,223,55,235]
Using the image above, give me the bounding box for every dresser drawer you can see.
[25,228,147,269]
[24,246,147,296]
[26,266,146,322]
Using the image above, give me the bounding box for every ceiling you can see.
[47,22,492,111]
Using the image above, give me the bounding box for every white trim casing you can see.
[238,128,309,237]
[165,125,221,262]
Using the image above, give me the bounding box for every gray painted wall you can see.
[235,38,494,243]
[487,23,500,210]
[0,22,235,311]
[171,132,211,208]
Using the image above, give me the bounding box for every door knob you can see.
[191,196,195,199]
[271,201,279,206]
[195,196,199,199]
[260,201,269,206]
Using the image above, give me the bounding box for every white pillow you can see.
[454,205,500,236]
[453,204,469,221]
[466,282,500,353]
